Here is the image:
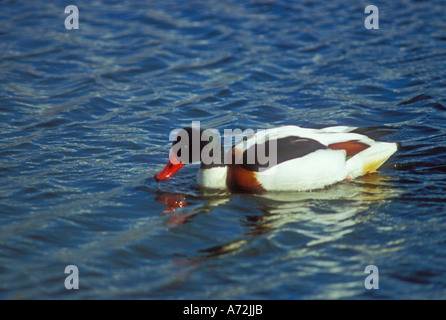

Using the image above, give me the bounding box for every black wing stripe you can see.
[350,126,398,140]
[240,136,327,172]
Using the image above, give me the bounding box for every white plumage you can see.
[196,125,397,192]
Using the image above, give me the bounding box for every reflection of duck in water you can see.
[156,173,401,257]
[155,189,230,227]
[200,174,401,257]
[155,125,397,193]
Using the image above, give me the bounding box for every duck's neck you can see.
[197,165,228,190]
[196,142,229,189]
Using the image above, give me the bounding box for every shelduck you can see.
[155,125,397,193]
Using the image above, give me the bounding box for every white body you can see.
[196,125,397,191]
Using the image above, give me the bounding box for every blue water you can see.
[1,0,446,299]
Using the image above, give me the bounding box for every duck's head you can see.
[155,127,223,181]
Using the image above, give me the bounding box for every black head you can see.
[155,127,224,181]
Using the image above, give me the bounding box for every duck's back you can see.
[227,125,397,192]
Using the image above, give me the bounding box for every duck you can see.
[155,125,398,193]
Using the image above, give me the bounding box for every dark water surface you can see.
[1,0,446,299]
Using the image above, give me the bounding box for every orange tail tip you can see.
[328,140,370,158]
